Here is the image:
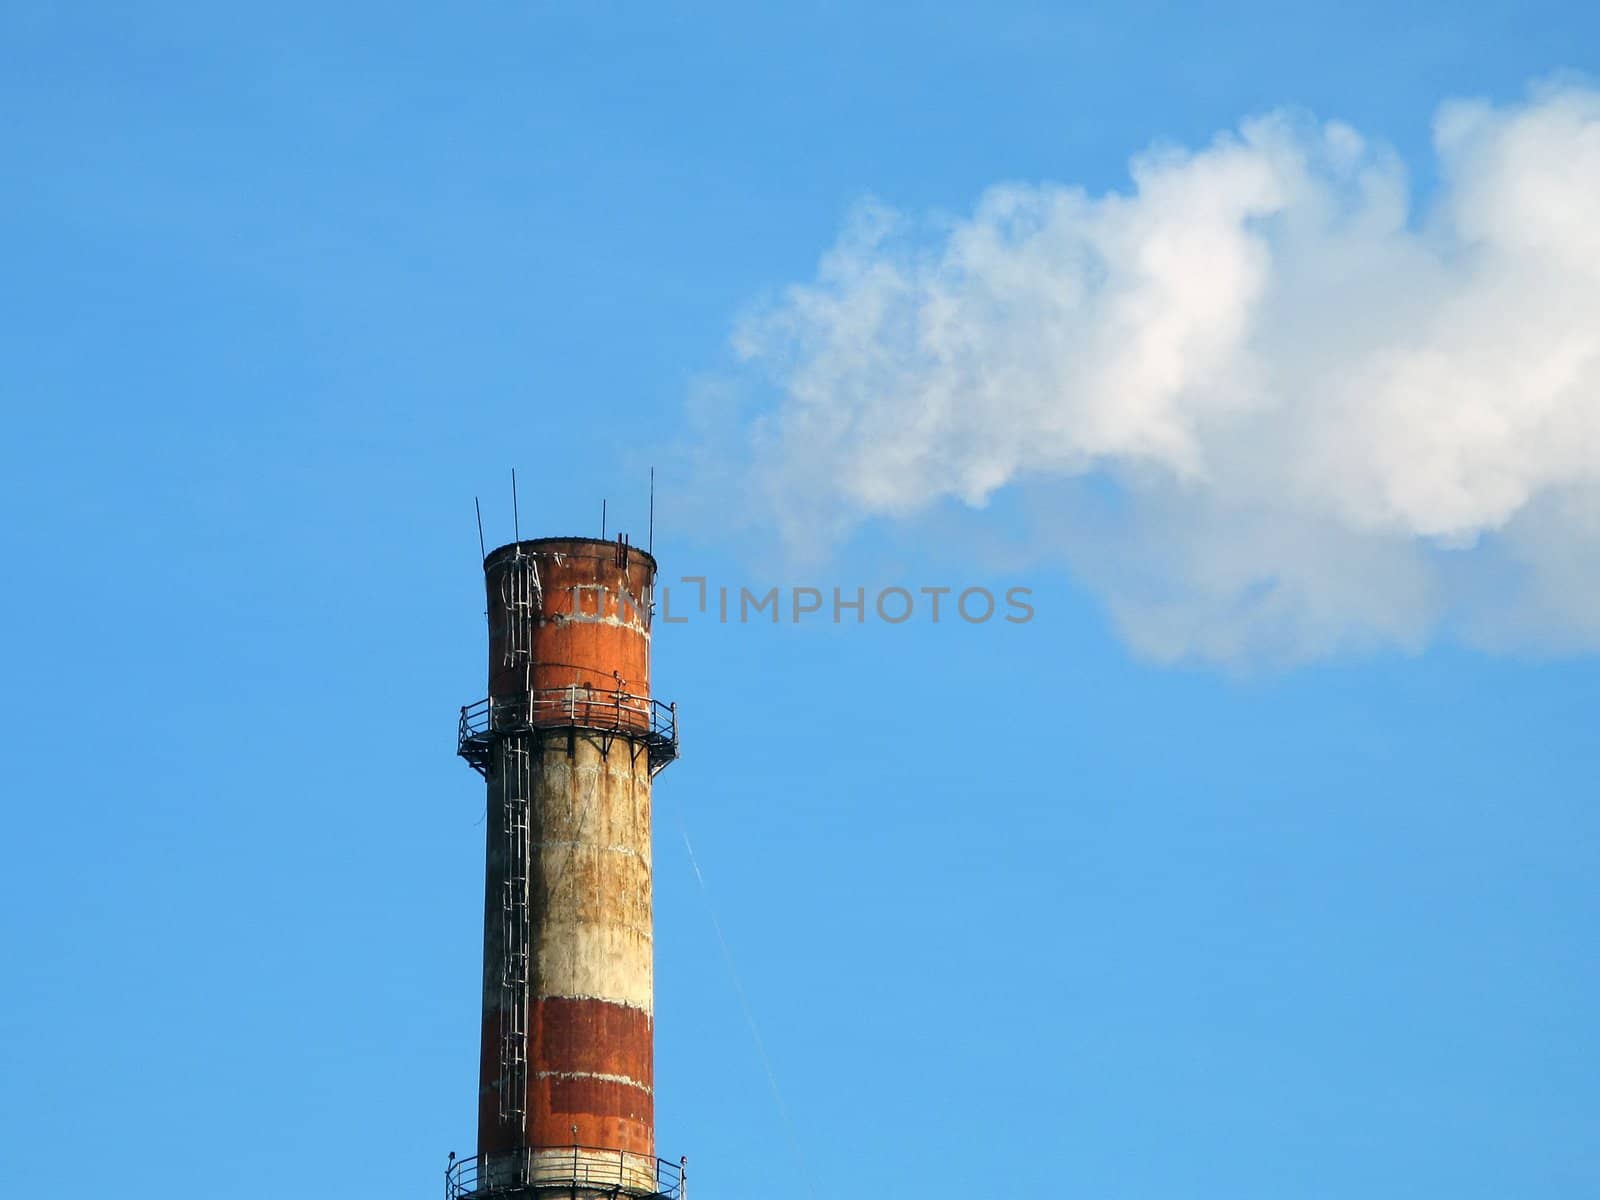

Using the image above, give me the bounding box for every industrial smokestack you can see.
[451,535,682,1199]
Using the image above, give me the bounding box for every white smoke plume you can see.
[728,82,1600,664]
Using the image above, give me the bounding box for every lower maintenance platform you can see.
[445,1146,686,1200]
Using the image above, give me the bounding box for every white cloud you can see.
[727,82,1600,664]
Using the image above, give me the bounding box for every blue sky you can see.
[3,3,1599,1197]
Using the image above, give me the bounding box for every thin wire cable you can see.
[669,800,819,1199]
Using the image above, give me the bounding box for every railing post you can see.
[680,1155,688,1200]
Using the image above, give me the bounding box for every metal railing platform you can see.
[445,1146,685,1200]
[457,686,679,777]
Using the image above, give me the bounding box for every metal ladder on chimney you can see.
[502,549,542,655]
[496,549,541,1139]
[498,737,532,1136]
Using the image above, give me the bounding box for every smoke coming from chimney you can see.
[713,81,1600,664]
